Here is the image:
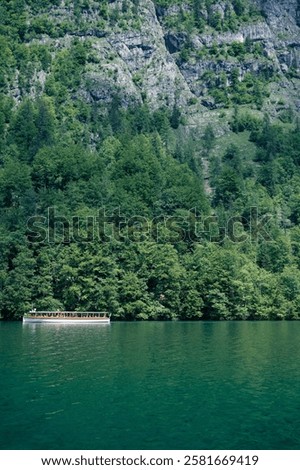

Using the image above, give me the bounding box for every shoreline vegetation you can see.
[1,1,300,321]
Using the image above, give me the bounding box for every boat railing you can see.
[26,311,110,318]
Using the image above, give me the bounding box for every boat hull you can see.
[23,317,110,324]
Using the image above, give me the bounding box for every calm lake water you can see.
[0,321,300,450]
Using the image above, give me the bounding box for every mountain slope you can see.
[0,0,300,321]
[3,0,300,117]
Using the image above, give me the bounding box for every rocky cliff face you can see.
[17,0,300,120]
[24,0,193,110]
[157,0,300,113]
[76,0,193,110]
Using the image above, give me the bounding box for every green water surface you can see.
[0,321,300,450]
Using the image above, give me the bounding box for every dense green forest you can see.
[0,0,300,320]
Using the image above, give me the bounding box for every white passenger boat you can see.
[23,311,111,324]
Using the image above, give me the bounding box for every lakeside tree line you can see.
[1,93,300,320]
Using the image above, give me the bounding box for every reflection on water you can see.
[0,321,300,449]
